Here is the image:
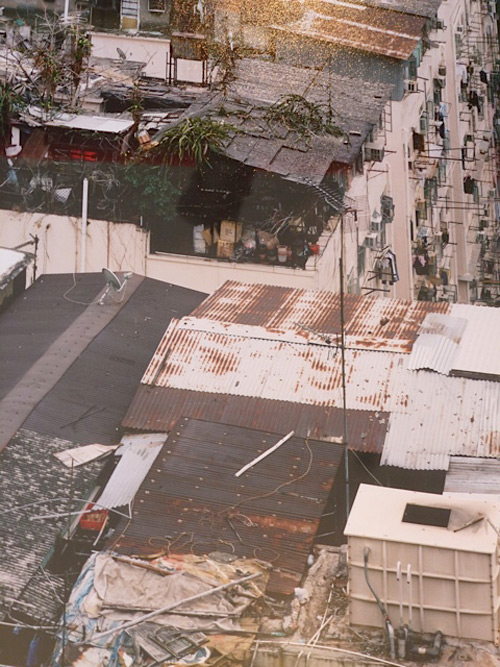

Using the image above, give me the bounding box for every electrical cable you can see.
[62,272,101,306]
[349,449,385,486]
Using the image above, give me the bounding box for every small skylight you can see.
[402,503,451,528]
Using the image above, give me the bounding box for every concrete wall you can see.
[0,210,148,278]
[0,210,348,293]
[91,32,171,80]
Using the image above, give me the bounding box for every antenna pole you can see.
[339,214,349,519]
[80,178,89,273]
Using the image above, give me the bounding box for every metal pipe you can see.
[254,641,406,667]
[235,431,294,477]
[407,564,413,629]
[84,571,263,644]
[63,0,70,21]
[80,178,89,273]
[340,214,349,519]
[363,548,396,660]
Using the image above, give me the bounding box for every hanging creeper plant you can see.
[158,117,234,167]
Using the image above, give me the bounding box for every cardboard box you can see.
[217,240,234,258]
[220,220,243,243]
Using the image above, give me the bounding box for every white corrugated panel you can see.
[97,433,166,509]
[140,319,500,469]
[445,457,500,494]
[450,304,500,380]
[44,112,134,134]
[382,375,500,469]
[407,313,467,374]
[54,443,117,467]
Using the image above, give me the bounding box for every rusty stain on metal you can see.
[110,418,344,595]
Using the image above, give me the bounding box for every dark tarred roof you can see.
[0,273,206,446]
[110,418,344,595]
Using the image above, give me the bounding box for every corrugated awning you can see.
[96,433,167,510]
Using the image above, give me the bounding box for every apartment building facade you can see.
[0,0,498,304]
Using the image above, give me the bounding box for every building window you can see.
[149,0,166,12]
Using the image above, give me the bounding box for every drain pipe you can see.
[396,562,407,659]
[363,548,396,660]
[408,631,443,660]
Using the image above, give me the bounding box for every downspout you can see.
[80,178,88,273]
[363,548,396,660]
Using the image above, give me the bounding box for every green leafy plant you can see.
[265,94,349,143]
[159,117,233,166]
[119,163,178,221]
[0,82,24,140]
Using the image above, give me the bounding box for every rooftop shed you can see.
[345,484,500,643]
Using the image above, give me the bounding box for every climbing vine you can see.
[265,94,349,143]
[158,117,234,166]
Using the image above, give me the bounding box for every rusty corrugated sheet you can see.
[123,386,389,453]
[275,2,426,60]
[191,282,451,353]
[111,418,344,595]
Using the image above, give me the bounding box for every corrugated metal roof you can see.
[445,457,500,494]
[28,107,135,134]
[275,3,425,60]
[407,313,468,375]
[110,418,344,595]
[97,433,166,509]
[0,429,106,623]
[449,304,500,381]
[125,284,500,470]
[381,375,500,470]
[191,281,451,352]
[54,443,118,467]
[124,387,389,453]
[345,484,500,553]
[354,0,441,18]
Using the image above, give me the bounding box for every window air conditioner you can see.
[405,79,418,93]
[364,233,379,249]
[371,219,384,233]
[476,230,487,243]
[364,142,385,162]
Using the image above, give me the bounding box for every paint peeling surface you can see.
[110,418,344,595]
[125,283,500,470]
[191,281,451,352]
